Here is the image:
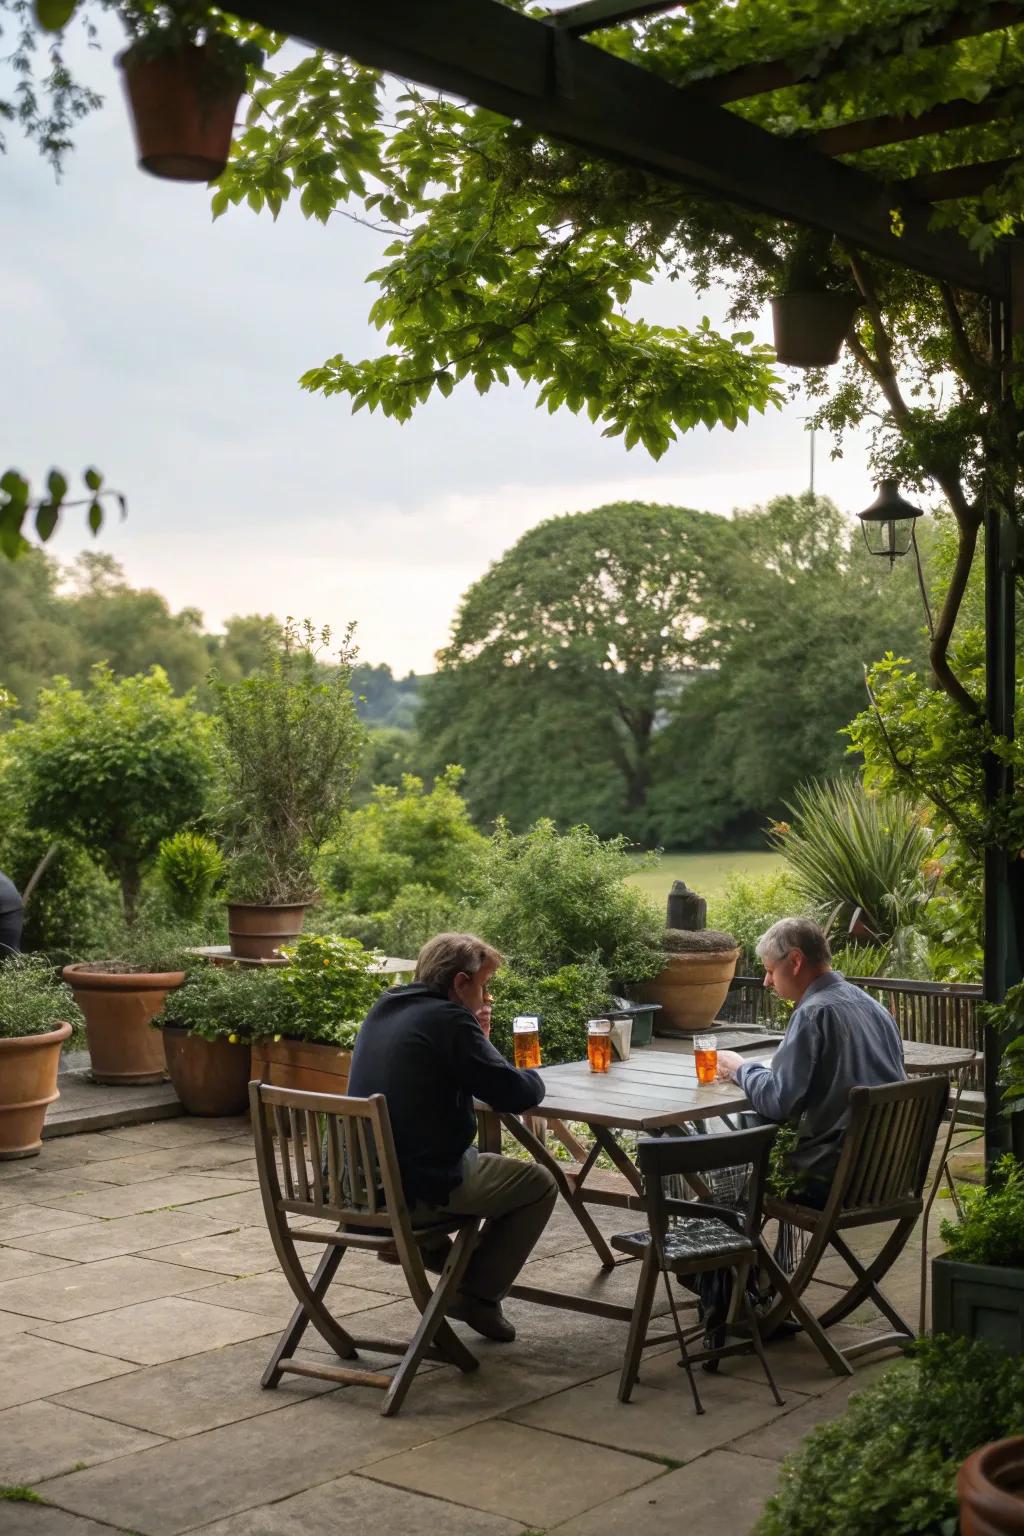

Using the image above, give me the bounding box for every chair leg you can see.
[381,1226,480,1417]
[262,1242,353,1389]
[618,1246,659,1404]
[757,1247,853,1379]
[741,1285,784,1407]
[823,1230,915,1339]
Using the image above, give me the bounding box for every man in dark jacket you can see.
[717,916,906,1203]
[0,871,23,958]
[348,931,557,1342]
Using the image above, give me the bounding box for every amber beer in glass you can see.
[694,1034,718,1086]
[587,1018,612,1073]
[513,1015,541,1070]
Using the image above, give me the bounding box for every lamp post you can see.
[857,480,924,567]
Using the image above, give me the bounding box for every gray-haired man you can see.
[716,917,906,1203]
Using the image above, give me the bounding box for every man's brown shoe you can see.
[446,1295,516,1342]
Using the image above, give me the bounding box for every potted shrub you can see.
[155,964,284,1116]
[771,232,860,369]
[932,1154,1024,1353]
[0,955,82,1158]
[635,927,741,1036]
[250,933,388,1094]
[214,621,366,961]
[63,929,193,1086]
[115,4,263,182]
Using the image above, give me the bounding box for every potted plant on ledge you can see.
[63,929,193,1086]
[251,933,389,1095]
[932,1154,1024,1353]
[0,956,82,1158]
[154,963,286,1116]
[214,621,366,961]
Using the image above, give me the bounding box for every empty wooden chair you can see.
[761,1075,950,1364]
[251,1081,481,1417]
[612,1124,850,1414]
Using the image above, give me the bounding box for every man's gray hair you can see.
[756,917,831,969]
[415,932,503,993]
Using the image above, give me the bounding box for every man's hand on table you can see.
[716,1049,745,1083]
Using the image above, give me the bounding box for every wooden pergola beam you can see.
[235,0,1006,297]
[693,1,1023,107]
[899,156,1016,202]
[807,90,1016,157]
[547,0,683,34]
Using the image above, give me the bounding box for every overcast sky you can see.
[3,18,875,674]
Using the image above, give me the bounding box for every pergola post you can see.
[983,243,1024,1170]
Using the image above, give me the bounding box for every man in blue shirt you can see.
[716,917,906,1203]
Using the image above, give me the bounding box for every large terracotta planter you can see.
[0,1021,72,1159]
[118,43,243,182]
[250,1037,351,1096]
[63,965,185,1086]
[227,903,309,962]
[162,1026,252,1116]
[959,1436,1024,1536]
[636,948,741,1036]
[771,292,860,367]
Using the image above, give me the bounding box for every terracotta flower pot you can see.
[959,1436,1024,1536]
[118,43,243,182]
[250,1036,351,1096]
[227,903,310,961]
[162,1026,252,1116]
[63,964,186,1086]
[635,948,741,1036]
[0,1021,72,1159]
[771,292,860,367]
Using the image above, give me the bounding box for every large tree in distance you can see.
[419,502,729,836]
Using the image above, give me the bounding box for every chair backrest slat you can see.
[288,1108,311,1202]
[304,1109,324,1212]
[831,1076,949,1214]
[357,1119,379,1216]
[272,1103,295,1200]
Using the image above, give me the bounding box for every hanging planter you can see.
[117,31,260,183]
[771,291,861,368]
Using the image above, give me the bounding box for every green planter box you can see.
[609,1002,660,1048]
[932,1253,1024,1353]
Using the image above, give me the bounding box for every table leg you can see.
[500,1112,618,1270]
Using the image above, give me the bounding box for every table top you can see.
[498,1038,980,1134]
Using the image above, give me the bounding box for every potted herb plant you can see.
[250,933,388,1094]
[932,1154,1024,1353]
[771,231,860,368]
[155,964,284,1116]
[635,927,741,1036]
[115,4,264,182]
[0,955,82,1158]
[213,621,366,961]
[63,928,193,1086]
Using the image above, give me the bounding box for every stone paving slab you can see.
[0,1399,164,1485]
[0,1248,73,1285]
[54,1336,339,1437]
[80,1143,258,1185]
[0,1504,118,1536]
[191,1471,528,1536]
[730,1356,905,1462]
[0,1334,137,1411]
[142,1225,287,1277]
[361,1418,662,1528]
[44,1067,182,1138]
[103,1118,248,1149]
[547,1448,783,1536]
[0,1207,99,1243]
[0,1254,224,1322]
[15,1172,256,1223]
[36,1394,452,1536]
[32,1295,283,1366]
[189,1270,392,1318]
[6,1208,239,1264]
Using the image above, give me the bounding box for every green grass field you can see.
[627,850,784,909]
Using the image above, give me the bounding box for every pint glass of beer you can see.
[587,1018,612,1073]
[513,1015,542,1070]
[694,1034,718,1085]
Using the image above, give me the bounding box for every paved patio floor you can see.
[0,1111,958,1536]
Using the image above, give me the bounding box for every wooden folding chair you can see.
[761,1075,950,1364]
[251,1081,481,1417]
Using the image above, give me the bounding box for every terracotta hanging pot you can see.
[0,1021,72,1159]
[959,1436,1024,1536]
[161,1027,252,1116]
[227,902,310,961]
[63,964,185,1085]
[771,292,861,367]
[118,42,243,182]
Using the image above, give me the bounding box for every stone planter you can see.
[932,1253,1024,1354]
[250,1036,351,1096]
[636,949,741,1036]
[959,1436,1024,1536]
[226,903,309,962]
[161,1026,252,1117]
[0,1021,72,1158]
[63,964,185,1086]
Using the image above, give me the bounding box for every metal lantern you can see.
[857,480,924,567]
